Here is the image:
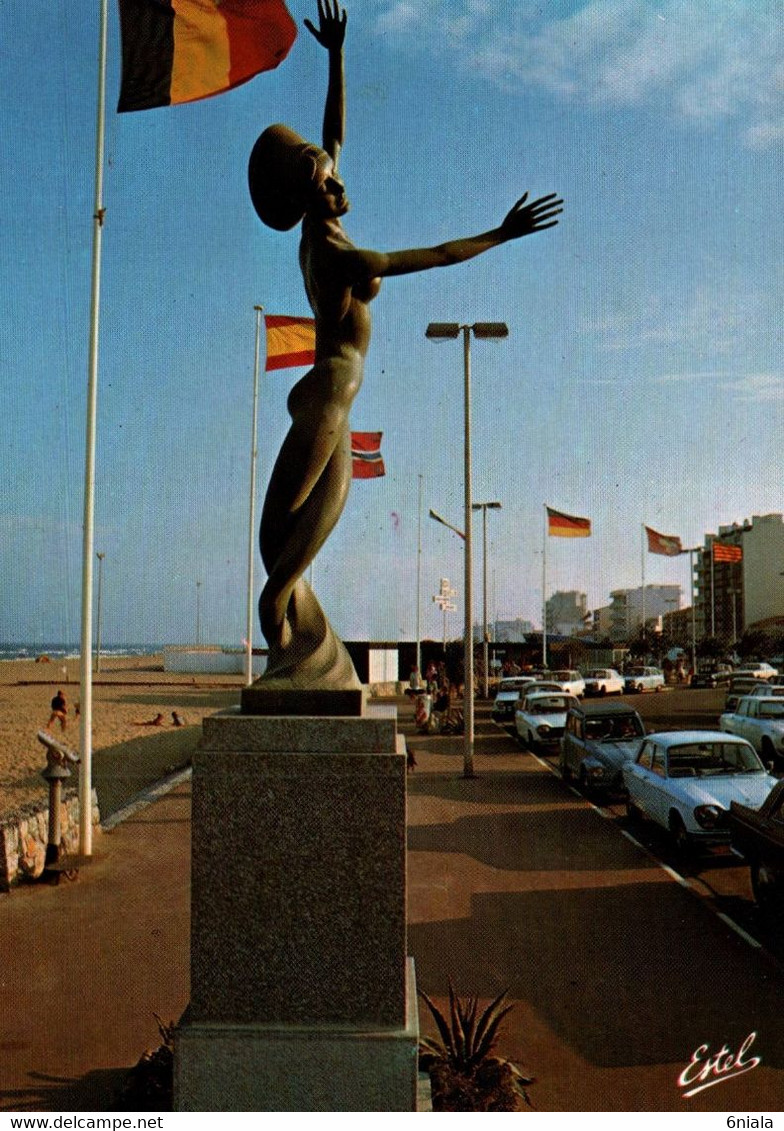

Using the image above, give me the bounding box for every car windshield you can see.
[585,715,643,741]
[526,696,571,714]
[553,671,576,680]
[759,701,784,719]
[667,742,764,777]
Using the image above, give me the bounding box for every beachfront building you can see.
[608,585,682,642]
[694,513,784,640]
[545,590,590,637]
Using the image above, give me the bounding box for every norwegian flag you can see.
[351,432,385,479]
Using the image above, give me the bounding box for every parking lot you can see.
[402,685,784,1110]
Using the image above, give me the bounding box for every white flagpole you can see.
[689,548,697,673]
[542,505,547,668]
[78,0,109,859]
[245,306,264,685]
[416,473,423,677]
[641,524,646,646]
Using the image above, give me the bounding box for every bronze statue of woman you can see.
[248,0,563,690]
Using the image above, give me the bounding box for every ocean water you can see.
[0,643,165,662]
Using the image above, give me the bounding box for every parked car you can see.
[515,691,580,752]
[724,675,764,712]
[559,700,645,794]
[583,668,625,696]
[719,695,784,765]
[747,683,784,698]
[549,669,586,698]
[723,779,784,915]
[733,662,779,681]
[623,731,778,856]
[691,665,733,689]
[624,666,665,693]
[491,677,535,729]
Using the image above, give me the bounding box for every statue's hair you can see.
[248,124,323,231]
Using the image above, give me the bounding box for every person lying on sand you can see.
[133,713,166,726]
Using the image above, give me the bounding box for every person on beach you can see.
[134,713,166,726]
[171,711,185,727]
[47,690,67,730]
[247,0,563,689]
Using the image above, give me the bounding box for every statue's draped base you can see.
[259,576,362,691]
[174,704,419,1112]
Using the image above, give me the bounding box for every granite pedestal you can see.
[174,699,418,1111]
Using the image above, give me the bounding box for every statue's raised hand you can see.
[304,0,347,51]
[500,192,563,240]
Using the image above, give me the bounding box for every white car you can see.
[550,669,586,698]
[734,662,779,681]
[747,683,784,698]
[719,695,784,765]
[624,666,665,693]
[623,730,778,855]
[491,677,535,729]
[583,669,624,696]
[514,691,580,751]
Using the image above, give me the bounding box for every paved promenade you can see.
[1,700,783,1112]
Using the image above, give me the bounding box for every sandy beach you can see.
[0,654,245,823]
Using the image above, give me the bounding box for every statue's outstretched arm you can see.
[338,192,564,280]
[305,0,346,171]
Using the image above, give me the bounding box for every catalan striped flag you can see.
[546,506,591,538]
[351,432,385,479]
[264,315,316,371]
[713,541,743,563]
[117,0,297,113]
[645,525,683,556]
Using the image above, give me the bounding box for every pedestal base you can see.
[175,961,419,1112]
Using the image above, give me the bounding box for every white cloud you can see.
[371,0,784,146]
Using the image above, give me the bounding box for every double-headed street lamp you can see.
[473,501,501,698]
[426,321,509,778]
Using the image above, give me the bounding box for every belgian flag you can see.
[117,0,297,112]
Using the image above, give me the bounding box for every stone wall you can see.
[0,789,100,890]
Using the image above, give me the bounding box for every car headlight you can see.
[536,724,551,736]
[694,804,724,829]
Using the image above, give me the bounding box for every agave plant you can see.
[418,985,535,1112]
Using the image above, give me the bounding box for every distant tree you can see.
[696,636,724,660]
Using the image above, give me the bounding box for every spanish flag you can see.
[351,433,385,479]
[547,506,591,538]
[645,525,683,556]
[117,0,297,113]
[713,541,743,563]
[264,315,316,371]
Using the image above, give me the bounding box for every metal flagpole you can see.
[542,505,548,668]
[711,542,716,638]
[416,474,423,678]
[462,326,474,778]
[689,548,697,674]
[641,524,646,646]
[245,305,264,686]
[78,0,109,859]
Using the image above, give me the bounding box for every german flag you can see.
[547,506,591,538]
[351,433,385,479]
[117,0,297,113]
[713,541,743,563]
[264,315,316,371]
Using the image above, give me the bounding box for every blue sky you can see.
[0,1,781,646]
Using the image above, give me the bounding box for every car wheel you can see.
[598,685,606,696]
[669,812,693,861]
[636,683,644,694]
[751,859,784,917]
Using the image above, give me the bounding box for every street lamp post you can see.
[473,501,501,698]
[426,321,508,778]
[95,553,106,673]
